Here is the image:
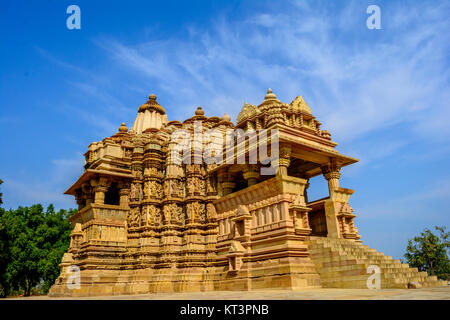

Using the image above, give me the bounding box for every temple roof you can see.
[237,89,314,125]
[290,95,312,114]
[81,89,358,182]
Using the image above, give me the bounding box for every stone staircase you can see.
[307,237,447,289]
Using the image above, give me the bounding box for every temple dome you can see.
[132,94,168,133]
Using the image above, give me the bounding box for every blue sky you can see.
[0,0,449,259]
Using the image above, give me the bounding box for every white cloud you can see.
[2,155,83,210]
[94,0,449,147]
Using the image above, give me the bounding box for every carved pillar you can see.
[218,169,235,196]
[321,159,343,239]
[75,189,85,210]
[222,182,235,195]
[93,186,108,204]
[90,177,111,205]
[321,158,341,195]
[304,181,310,203]
[119,187,130,208]
[277,143,291,176]
[82,183,94,205]
[243,164,260,187]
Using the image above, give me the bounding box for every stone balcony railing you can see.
[69,203,128,249]
[214,174,309,243]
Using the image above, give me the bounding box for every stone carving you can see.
[149,167,158,176]
[148,180,162,199]
[130,183,143,201]
[128,206,140,227]
[186,177,205,196]
[187,177,196,195]
[130,183,136,200]
[154,206,161,226]
[206,176,216,194]
[187,202,205,221]
[137,184,143,201]
[163,203,180,224]
[141,206,149,226]
[206,203,217,220]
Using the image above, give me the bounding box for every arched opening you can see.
[104,182,120,205]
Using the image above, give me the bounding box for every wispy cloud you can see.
[2,155,83,210]
[36,47,135,135]
[93,1,449,146]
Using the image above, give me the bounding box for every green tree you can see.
[0,204,75,296]
[0,207,10,297]
[0,178,3,205]
[404,226,450,280]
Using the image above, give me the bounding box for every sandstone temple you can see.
[49,89,445,296]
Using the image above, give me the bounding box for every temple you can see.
[49,89,445,296]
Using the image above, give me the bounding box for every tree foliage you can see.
[404,226,450,280]
[0,204,75,297]
[0,179,3,205]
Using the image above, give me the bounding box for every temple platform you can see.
[11,286,450,300]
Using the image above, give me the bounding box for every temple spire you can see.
[264,88,277,100]
[131,93,168,133]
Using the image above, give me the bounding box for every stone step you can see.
[310,250,407,265]
[314,257,407,268]
[317,268,426,280]
[318,267,424,278]
[320,279,410,289]
[308,238,445,289]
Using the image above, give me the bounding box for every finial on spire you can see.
[264,88,277,100]
[118,122,128,133]
[222,113,231,122]
[149,93,157,100]
[195,106,204,116]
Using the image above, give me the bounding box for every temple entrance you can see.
[307,199,328,237]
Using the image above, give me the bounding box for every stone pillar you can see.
[222,182,235,195]
[93,186,108,204]
[304,181,310,204]
[321,159,341,195]
[75,189,85,210]
[119,187,130,208]
[243,164,260,187]
[218,169,235,196]
[91,177,110,205]
[82,183,94,205]
[277,143,291,176]
[321,159,342,238]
